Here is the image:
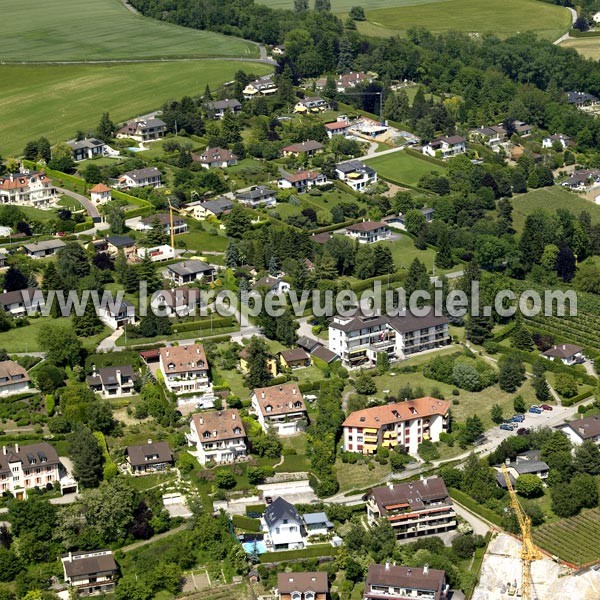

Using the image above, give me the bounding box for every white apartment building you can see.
[186,409,247,465]
[0,172,57,208]
[328,312,450,368]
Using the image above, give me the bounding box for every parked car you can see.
[540,404,553,411]
[500,423,515,431]
[509,415,525,423]
[529,407,543,414]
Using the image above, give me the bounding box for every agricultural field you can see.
[1,0,257,61]
[511,186,600,233]
[533,506,600,565]
[561,37,600,61]
[0,62,273,156]
[364,150,445,187]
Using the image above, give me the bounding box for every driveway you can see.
[56,187,100,219]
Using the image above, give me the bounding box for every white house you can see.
[86,365,136,398]
[556,415,600,447]
[345,221,390,244]
[184,197,233,220]
[89,183,112,204]
[243,76,278,99]
[364,564,448,600]
[335,160,377,192]
[61,550,118,596]
[137,213,188,235]
[277,170,328,193]
[251,383,308,436]
[66,138,118,162]
[97,299,136,330]
[0,288,45,317]
[137,245,176,262]
[542,134,571,149]
[262,497,306,551]
[324,117,351,139]
[0,172,57,208]
[186,409,247,465]
[236,185,277,208]
[0,360,31,396]
[117,117,167,141]
[159,344,214,406]
[193,147,238,169]
[542,343,584,365]
[252,275,291,295]
[116,167,162,189]
[151,286,202,317]
[293,96,330,113]
[206,99,242,119]
[422,136,466,159]
[166,260,215,285]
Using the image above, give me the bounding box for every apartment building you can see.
[328,312,450,368]
[0,442,61,499]
[343,397,451,456]
[61,550,118,596]
[251,383,308,436]
[186,409,247,465]
[159,344,214,403]
[363,563,448,600]
[366,477,456,539]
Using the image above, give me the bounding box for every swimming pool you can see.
[127,147,144,152]
[242,540,267,555]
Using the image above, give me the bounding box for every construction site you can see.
[472,533,600,600]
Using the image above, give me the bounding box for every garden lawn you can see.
[377,234,437,274]
[511,186,600,233]
[334,458,390,493]
[364,150,446,187]
[0,62,273,156]
[561,37,600,61]
[177,225,229,253]
[1,0,257,61]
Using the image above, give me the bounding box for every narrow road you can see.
[56,187,100,219]
[453,501,492,536]
[121,524,187,553]
[554,7,578,45]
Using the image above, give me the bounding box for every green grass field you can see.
[561,38,600,61]
[364,150,445,187]
[0,62,273,156]
[1,0,257,61]
[357,0,571,40]
[511,186,600,233]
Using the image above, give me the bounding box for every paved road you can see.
[453,502,492,536]
[56,187,100,219]
[554,7,578,45]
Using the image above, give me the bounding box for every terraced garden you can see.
[533,507,600,565]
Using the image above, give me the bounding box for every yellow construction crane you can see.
[501,463,542,600]
[166,196,177,250]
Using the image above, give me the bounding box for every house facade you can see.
[66,138,117,162]
[23,239,66,258]
[89,183,112,204]
[151,286,202,317]
[0,172,57,208]
[366,477,457,539]
[343,397,450,456]
[159,344,214,403]
[302,512,334,537]
[469,125,507,149]
[0,288,45,317]
[346,221,390,243]
[186,409,247,465]
[363,563,448,600]
[117,167,162,189]
[185,198,233,220]
[278,170,328,193]
[542,134,571,149]
[495,451,549,488]
[262,497,306,550]
[328,312,450,368]
[105,235,136,258]
[294,97,330,113]
[61,550,118,596]
[166,260,215,285]
[557,415,600,446]
[138,213,188,235]
[117,117,167,141]
[279,348,311,369]
[193,147,238,169]
[282,140,324,157]
[97,299,136,330]
[251,383,308,436]
[206,99,242,119]
[125,441,173,474]
[0,360,31,396]
[86,365,136,397]
[237,185,277,208]
[335,160,377,192]
[240,346,279,378]
[422,136,466,159]
[542,344,584,365]
[277,572,329,600]
[324,117,351,138]
[0,442,61,499]
[243,76,278,99]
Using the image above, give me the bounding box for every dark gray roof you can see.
[513,460,549,475]
[311,345,339,364]
[366,564,445,598]
[86,365,136,387]
[0,288,39,306]
[296,336,321,352]
[336,160,376,176]
[236,185,276,201]
[0,442,59,476]
[207,99,242,111]
[122,167,161,180]
[67,138,105,150]
[198,198,233,215]
[62,551,117,578]
[567,91,598,104]
[106,235,135,248]
[542,344,583,358]
[126,441,172,468]
[264,497,302,527]
[367,477,451,514]
[387,311,450,333]
[23,239,66,252]
[168,260,213,277]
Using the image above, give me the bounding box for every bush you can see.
[554,372,578,398]
[418,439,440,462]
[232,515,261,532]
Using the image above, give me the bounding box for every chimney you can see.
[2,446,5,456]
[232,412,236,420]
[261,392,265,399]
[68,551,73,562]
[423,564,429,575]
[292,387,296,395]
[385,562,390,571]
[197,348,200,354]
[387,481,393,490]
[92,364,97,376]
[213,430,217,437]
[165,350,169,358]
[199,416,204,425]
[147,439,152,445]
[407,569,412,576]
[562,345,566,350]
[15,443,19,454]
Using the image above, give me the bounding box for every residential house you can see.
[66,138,117,162]
[89,183,112,205]
[237,185,277,208]
[186,409,247,465]
[567,91,599,109]
[311,345,339,365]
[105,235,136,258]
[328,311,450,368]
[282,140,324,157]
[365,477,457,539]
[514,121,533,137]
[277,571,329,600]
[23,239,65,258]
[116,117,167,141]
[136,244,175,262]
[392,207,435,231]
[343,397,451,456]
[239,346,279,378]
[422,136,466,159]
[0,360,31,396]
[296,336,322,353]
[262,497,305,550]
[138,213,188,235]
[61,550,118,596]
[243,76,278,99]
[468,125,506,149]
[495,451,549,488]
[293,96,330,113]
[192,147,238,169]
[335,160,377,192]
[252,383,307,436]
[557,415,600,446]
[317,72,373,93]
[561,170,600,191]
[159,344,214,403]
[324,117,351,138]
[151,286,202,317]
[0,172,57,208]
[0,288,45,316]
[116,167,162,189]
[302,512,333,537]
[97,299,136,329]
[166,260,215,286]
[542,343,584,365]
[278,170,328,193]
[252,275,291,295]
[125,441,173,474]
[185,197,233,220]
[345,221,390,244]
[542,134,571,149]
[86,365,136,398]
[363,563,448,600]
[594,11,600,23]
[0,442,61,499]
[0,247,8,268]
[206,99,242,119]
[279,348,311,369]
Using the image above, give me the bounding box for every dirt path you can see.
[121,524,187,553]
